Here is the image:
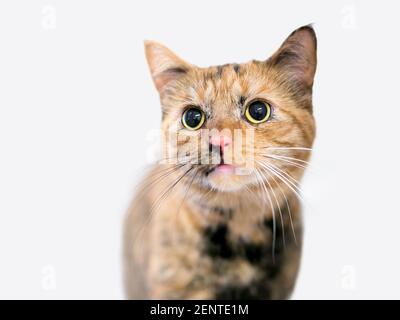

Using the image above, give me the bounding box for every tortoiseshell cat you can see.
[124,25,317,299]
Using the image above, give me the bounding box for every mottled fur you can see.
[124,26,317,299]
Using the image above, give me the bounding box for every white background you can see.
[0,0,399,299]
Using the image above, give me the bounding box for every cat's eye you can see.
[182,107,205,130]
[245,100,271,124]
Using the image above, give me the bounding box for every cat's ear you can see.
[268,25,317,88]
[144,41,191,93]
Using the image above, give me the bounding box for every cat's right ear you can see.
[144,41,191,94]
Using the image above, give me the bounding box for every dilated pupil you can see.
[249,102,267,120]
[185,109,202,127]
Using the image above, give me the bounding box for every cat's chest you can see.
[199,212,282,267]
[151,197,295,299]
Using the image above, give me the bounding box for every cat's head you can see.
[145,25,316,193]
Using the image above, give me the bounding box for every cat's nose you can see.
[209,134,232,164]
[209,135,232,149]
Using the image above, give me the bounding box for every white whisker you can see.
[256,160,305,204]
[259,166,286,248]
[266,154,310,165]
[264,147,312,151]
[266,162,302,187]
[134,165,193,245]
[260,165,297,245]
[261,154,307,169]
[274,154,310,163]
[254,168,277,263]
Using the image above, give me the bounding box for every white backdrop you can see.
[0,0,399,299]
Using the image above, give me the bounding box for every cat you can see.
[124,25,317,299]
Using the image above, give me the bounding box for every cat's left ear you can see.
[268,25,317,88]
[144,41,192,94]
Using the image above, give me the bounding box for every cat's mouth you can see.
[205,164,235,176]
[202,163,254,192]
[204,163,254,175]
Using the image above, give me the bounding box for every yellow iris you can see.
[245,101,271,124]
[182,108,205,130]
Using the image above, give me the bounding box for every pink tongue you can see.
[214,164,235,173]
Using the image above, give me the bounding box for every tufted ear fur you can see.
[144,41,192,94]
[268,25,317,88]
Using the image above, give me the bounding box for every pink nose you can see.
[209,135,232,148]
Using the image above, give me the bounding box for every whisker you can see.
[258,166,286,249]
[258,160,300,188]
[254,168,276,263]
[268,162,314,210]
[266,162,302,187]
[263,154,310,166]
[264,147,312,151]
[176,167,200,216]
[148,166,194,221]
[134,165,194,246]
[256,160,305,204]
[261,154,307,170]
[259,165,297,245]
[269,154,311,164]
[136,164,186,195]
[285,193,297,245]
[244,185,263,203]
[158,155,194,165]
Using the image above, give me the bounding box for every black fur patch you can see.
[203,218,287,281]
[204,217,292,299]
[202,218,285,263]
[242,242,268,264]
[263,218,274,231]
[233,63,240,74]
[203,224,233,259]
